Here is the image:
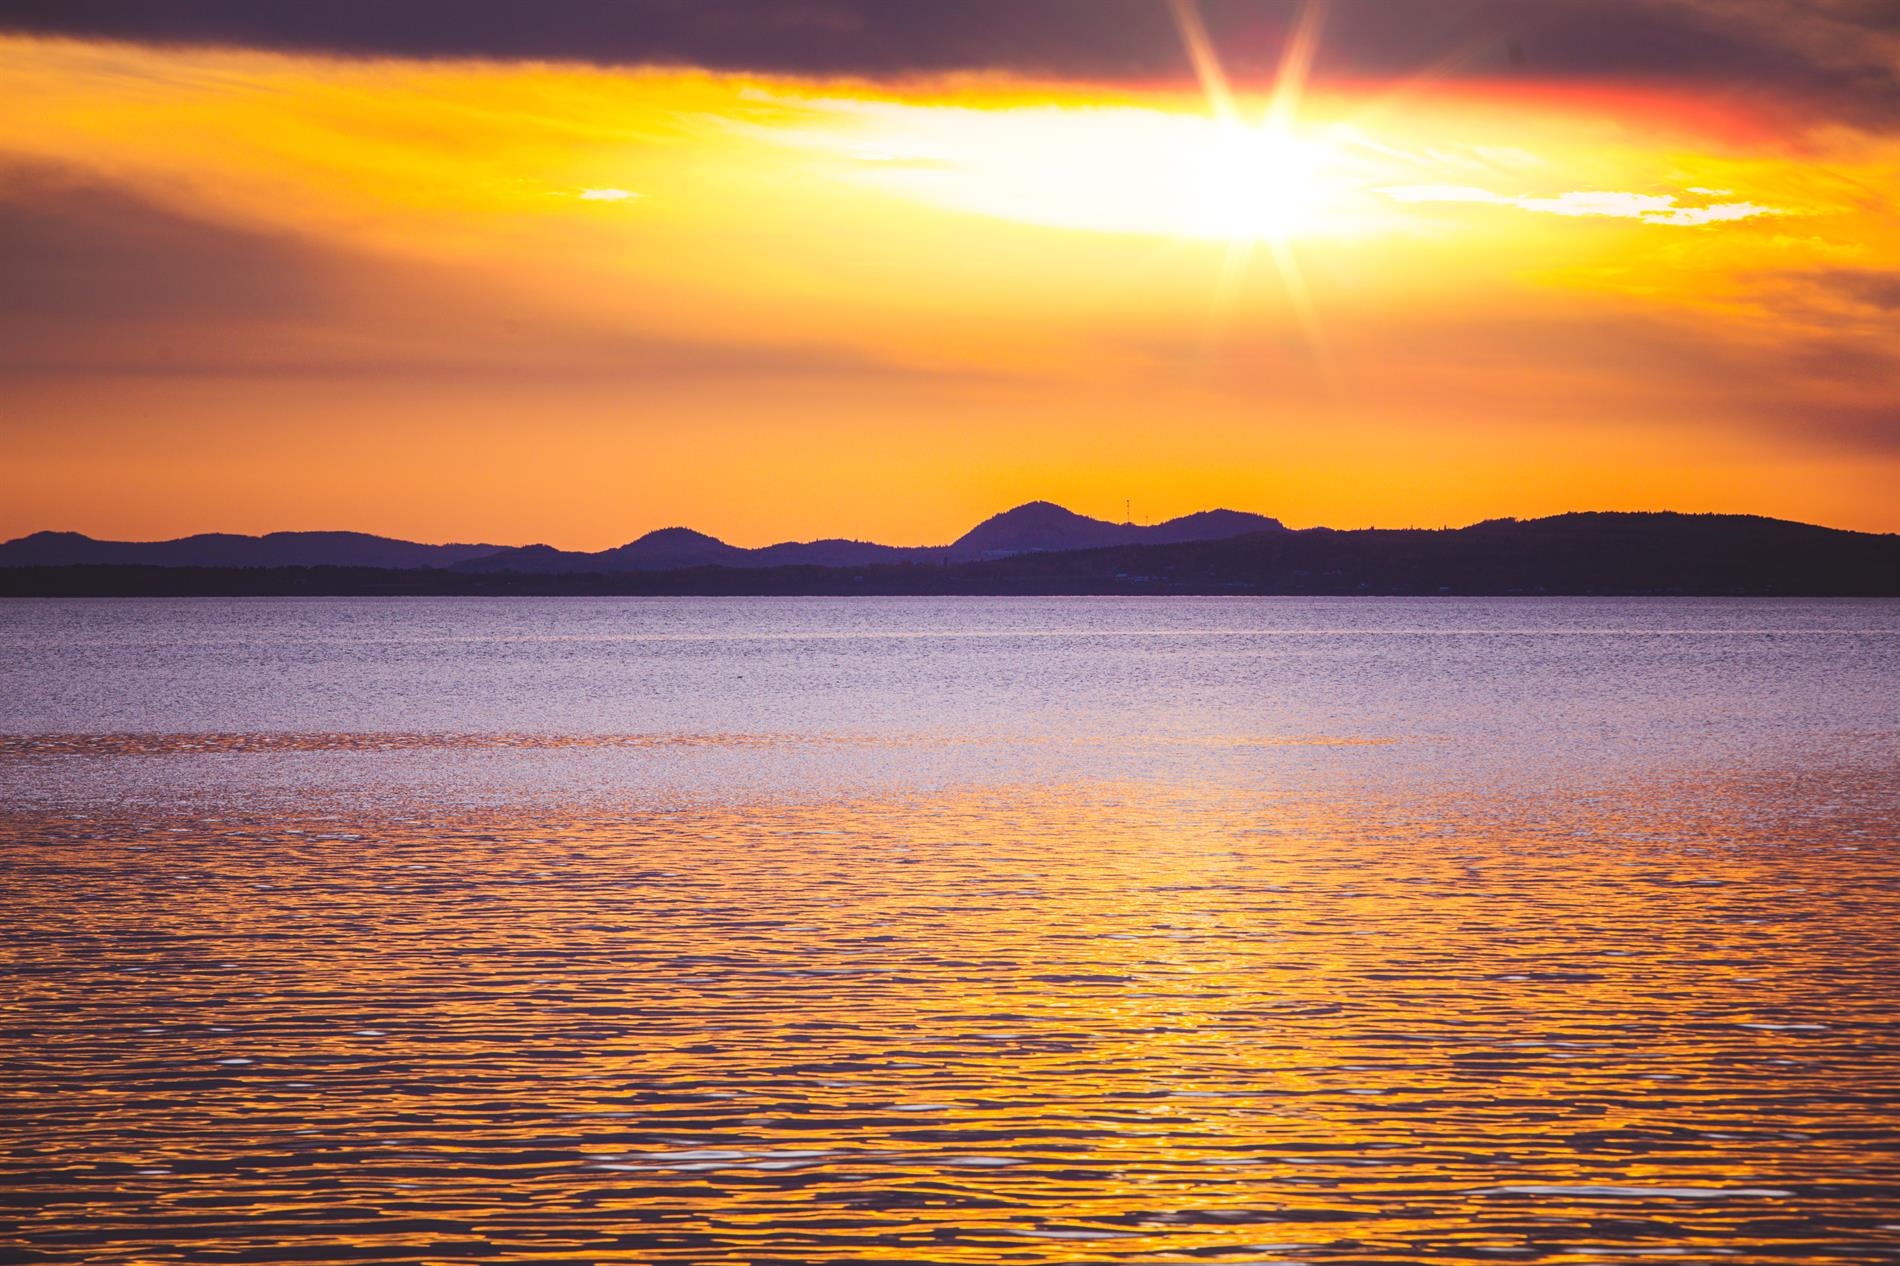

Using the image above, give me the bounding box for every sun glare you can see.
[752,0,1365,246]
[770,97,1370,244]
[1193,120,1336,240]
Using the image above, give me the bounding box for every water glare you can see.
[2,597,1897,1263]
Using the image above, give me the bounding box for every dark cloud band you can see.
[0,0,1894,124]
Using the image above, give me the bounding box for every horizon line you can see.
[5,502,1894,556]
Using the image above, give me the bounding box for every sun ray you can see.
[1208,232,1259,339]
[1166,0,1239,125]
[1177,0,1338,391]
[1265,0,1329,140]
[1269,235,1342,400]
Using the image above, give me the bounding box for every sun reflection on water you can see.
[3,773,1896,1263]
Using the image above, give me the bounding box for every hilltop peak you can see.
[987,500,1097,521]
[950,501,1284,560]
[632,527,729,546]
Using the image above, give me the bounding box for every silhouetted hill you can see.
[458,503,1286,573]
[1140,508,1288,545]
[455,529,930,574]
[939,511,1900,596]
[594,528,744,570]
[0,502,1288,575]
[4,512,1894,597]
[948,501,1284,561]
[460,528,743,574]
[748,539,926,568]
[0,529,505,569]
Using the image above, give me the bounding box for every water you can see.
[2,598,1897,1264]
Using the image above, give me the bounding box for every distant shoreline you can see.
[6,576,1898,598]
[5,515,1897,598]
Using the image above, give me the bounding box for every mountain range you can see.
[3,506,1897,596]
[0,502,1286,573]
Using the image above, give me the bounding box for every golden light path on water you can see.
[4,595,1898,1261]
[3,771,1898,1263]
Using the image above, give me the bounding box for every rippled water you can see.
[3,598,1898,1263]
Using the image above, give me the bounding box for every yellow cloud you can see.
[1,34,1897,544]
[1376,184,1789,226]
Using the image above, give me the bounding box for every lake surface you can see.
[3,598,1897,1264]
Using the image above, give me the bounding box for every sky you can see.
[1,0,1897,547]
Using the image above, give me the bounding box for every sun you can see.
[780,0,1361,245]
[1192,120,1337,241]
[773,95,1372,245]
[755,0,1359,246]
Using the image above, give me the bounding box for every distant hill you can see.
[454,528,930,574]
[938,511,1900,596]
[0,529,506,570]
[948,501,1283,561]
[6,501,1285,575]
[4,512,1895,597]
[748,539,928,569]
[457,529,745,575]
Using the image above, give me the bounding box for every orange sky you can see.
[1,13,1897,546]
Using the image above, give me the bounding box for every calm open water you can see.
[2,597,1897,1264]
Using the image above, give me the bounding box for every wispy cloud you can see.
[1377,184,1786,226]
